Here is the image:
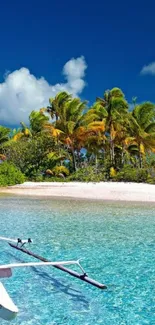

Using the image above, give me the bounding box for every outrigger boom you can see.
[0,236,32,246]
[0,260,85,272]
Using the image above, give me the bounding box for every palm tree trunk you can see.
[77,150,81,168]
[71,148,77,171]
[95,154,98,171]
[139,152,143,168]
[57,137,63,166]
[138,144,142,168]
[110,139,115,166]
[121,145,125,167]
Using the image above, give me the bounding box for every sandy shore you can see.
[0,182,155,202]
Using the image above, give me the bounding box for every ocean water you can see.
[0,195,154,325]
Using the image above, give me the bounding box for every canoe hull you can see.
[0,283,18,321]
[0,305,18,321]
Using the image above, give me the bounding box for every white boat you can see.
[0,282,18,321]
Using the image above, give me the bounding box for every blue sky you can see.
[0,0,155,125]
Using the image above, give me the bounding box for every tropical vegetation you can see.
[1,87,155,185]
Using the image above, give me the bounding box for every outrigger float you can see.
[0,236,107,321]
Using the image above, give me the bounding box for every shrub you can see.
[113,166,148,183]
[45,169,53,176]
[31,174,44,182]
[43,177,68,182]
[146,175,155,184]
[52,166,70,177]
[68,166,105,182]
[2,134,56,177]
[0,162,25,186]
[110,167,117,178]
[0,154,6,161]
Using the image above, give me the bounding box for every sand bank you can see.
[0,182,155,202]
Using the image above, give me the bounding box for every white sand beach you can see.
[1,182,155,202]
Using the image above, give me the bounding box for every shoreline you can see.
[0,181,155,202]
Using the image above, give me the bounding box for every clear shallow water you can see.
[0,195,155,325]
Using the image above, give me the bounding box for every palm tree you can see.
[45,93,109,171]
[0,126,10,160]
[11,122,32,141]
[129,102,155,167]
[85,124,106,168]
[96,87,128,166]
[54,97,87,171]
[29,110,50,135]
[0,126,10,145]
[43,91,72,121]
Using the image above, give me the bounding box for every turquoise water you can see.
[0,196,155,325]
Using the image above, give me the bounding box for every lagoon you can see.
[0,196,154,325]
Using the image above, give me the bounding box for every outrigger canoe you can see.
[0,236,107,321]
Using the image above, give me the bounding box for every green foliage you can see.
[146,175,155,184]
[0,162,25,186]
[31,174,68,182]
[46,152,64,170]
[2,134,56,178]
[110,87,125,98]
[113,166,148,183]
[29,111,49,134]
[44,166,69,178]
[68,167,105,182]
[48,92,72,120]
[31,174,44,182]
[44,176,68,182]
[0,126,10,147]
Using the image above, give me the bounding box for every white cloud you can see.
[63,56,86,80]
[140,62,155,75]
[0,56,87,126]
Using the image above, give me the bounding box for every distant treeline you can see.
[0,88,155,184]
